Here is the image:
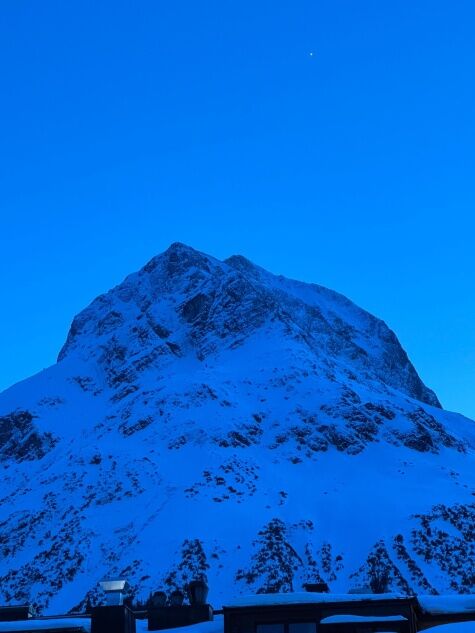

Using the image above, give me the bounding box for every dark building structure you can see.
[91,604,136,633]
[2,592,475,633]
[223,593,475,633]
[0,605,35,621]
[416,595,475,630]
[148,604,213,630]
[223,594,419,633]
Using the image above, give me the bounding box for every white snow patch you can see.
[0,618,90,631]
[419,596,475,614]
[225,593,408,607]
[320,614,407,623]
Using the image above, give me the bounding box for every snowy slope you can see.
[0,243,474,613]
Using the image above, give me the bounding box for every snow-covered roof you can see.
[422,625,475,633]
[135,616,224,633]
[320,614,407,624]
[418,596,475,615]
[0,615,224,633]
[224,593,410,608]
[0,619,89,632]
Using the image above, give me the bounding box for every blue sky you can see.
[1,1,474,417]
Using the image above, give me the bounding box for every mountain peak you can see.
[55,244,439,409]
[224,254,257,272]
[141,242,215,274]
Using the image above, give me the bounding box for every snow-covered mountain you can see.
[1,242,474,613]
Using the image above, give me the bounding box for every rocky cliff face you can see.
[0,243,473,613]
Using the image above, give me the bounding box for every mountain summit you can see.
[0,243,474,613]
[58,242,438,406]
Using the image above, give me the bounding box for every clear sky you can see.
[1,1,474,418]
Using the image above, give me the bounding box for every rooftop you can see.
[0,615,224,633]
[418,597,475,615]
[223,593,411,608]
[3,593,475,631]
[320,615,408,624]
[0,618,90,632]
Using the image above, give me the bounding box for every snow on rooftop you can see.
[320,615,407,624]
[418,596,475,615]
[224,593,409,608]
[0,615,224,633]
[423,625,475,633]
[0,618,90,632]
[135,615,224,633]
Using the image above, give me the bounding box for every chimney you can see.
[148,580,213,631]
[91,579,136,633]
[99,578,128,606]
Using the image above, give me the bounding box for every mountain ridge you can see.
[56,242,439,407]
